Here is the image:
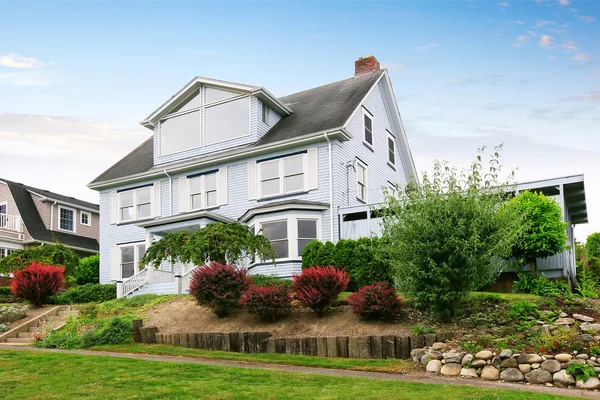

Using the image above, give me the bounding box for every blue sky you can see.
[0,0,598,239]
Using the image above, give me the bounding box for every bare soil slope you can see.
[145,297,441,338]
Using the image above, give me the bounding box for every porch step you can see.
[127,281,178,297]
[17,332,32,338]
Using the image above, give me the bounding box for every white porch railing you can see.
[149,268,175,284]
[0,214,23,234]
[120,267,176,297]
[181,265,200,293]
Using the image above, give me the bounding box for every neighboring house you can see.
[0,178,100,268]
[88,55,417,297]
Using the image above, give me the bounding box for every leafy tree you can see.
[381,145,522,320]
[141,222,276,268]
[587,233,600,259]
[0,244,79,277]
[508,191,567,276]
[69,255,100,285]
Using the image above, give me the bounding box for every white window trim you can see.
[80,211,92,227]
[252,211,322,263]
[362,107,374,149]
[57,205,76,233]
[356,159,368,203]
[118,186,153,223]
[262,102,270,125]
[258,154,307,199]
[386,130,397,169]
[387,181,398,197]
[203,93,252,146]
[118,242,146,280]
[188,172,219,211]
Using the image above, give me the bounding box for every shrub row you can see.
[49,284,117,304]
[301,238,393,291]
[34,316,132,349]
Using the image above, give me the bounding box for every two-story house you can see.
[0,178,100,267]
[89,55,417,297]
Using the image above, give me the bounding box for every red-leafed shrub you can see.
[292,265,350,316]
[189,262,251,317]
[11,262,65,307]
[240,283,292,321]
[348,282,402,320]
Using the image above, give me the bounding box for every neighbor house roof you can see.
[2,179,99,251]
[90,69,385,186]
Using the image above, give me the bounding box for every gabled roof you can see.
[2,178,99,252]
[90,69,388,187]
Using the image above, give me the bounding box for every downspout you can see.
[49,201,57,231]
[163,169,172,217]
[323,133,334,242]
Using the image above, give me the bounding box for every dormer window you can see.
[262,102,269,124]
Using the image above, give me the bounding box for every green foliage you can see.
[381,145,522,320]
[0,304,29,324]
[78,294,177,319]
[0,244,79,276]
[566,362,597,382]
[512,273,571,297]
[576,268,600,299]
[36,316,132,349]
[460,339,484,353]
[587,233,600,259]
[85,317,132,346]
[302,237,394,291]
[0,286,11,295]
[141,222,276,267]
[590,345,600,357]
[410,325,436,335]
[68,255,100,286]
[508,191,568,271]
[50,284,116,304]
[250,275,291,288]
[508,299,538,319]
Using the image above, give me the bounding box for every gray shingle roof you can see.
[3,179,99,252]
[90,69,384,185]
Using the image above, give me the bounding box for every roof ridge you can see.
[1,177,99,208]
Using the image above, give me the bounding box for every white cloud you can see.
[497,2,510,8]
[513,35,528,48]
[539,34,553,49]
[382,63,406,71]
[591,69,600,78]
[558,0,570,5]
[415,43,440,51]
[558,40,578,52]
[573,53,592,62]
[565,91,600,102]
[534,20,554,28]
[506,20,525,25]
[0,53,48,68]
[579,16,596,23]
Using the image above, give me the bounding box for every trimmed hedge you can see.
[250,274,292,288]
[50,284,117,304]
[301,237,394,291]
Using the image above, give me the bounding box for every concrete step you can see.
[6,337,35,344]
[17,332,32,338]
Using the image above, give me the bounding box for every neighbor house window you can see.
[259,154,305,198]
[119,186,152,222]
[120,243,146,279]
[363,108,373,147]
[0,248,14,259]
[387,131,396,167]
[80,211,91,226]
[189,171,219,210]
[262,220,288,259]
[297,219,317,256]
[262,102,269,124]
[59,206,75,232]
[356,160,367,202]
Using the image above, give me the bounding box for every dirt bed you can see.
[145,297,445,338]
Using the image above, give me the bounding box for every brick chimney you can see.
[355,55,380,76]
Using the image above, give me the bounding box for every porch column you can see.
[175,275,182,294]
[116,280,124,298]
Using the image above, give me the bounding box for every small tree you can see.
[0,244,79,277]
[69,255,100,286]
[381,145,522,320]
[141,222,276,268]
[12,262,65,307]
[508,191,568,276]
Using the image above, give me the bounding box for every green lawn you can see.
[0,350,580,400]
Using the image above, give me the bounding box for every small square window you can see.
[80,212,91,226]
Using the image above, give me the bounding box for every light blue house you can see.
[89,55,417,297]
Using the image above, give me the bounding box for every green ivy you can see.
[566,363,597,382]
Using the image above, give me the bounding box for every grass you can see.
[473,292,543,302]
[0,350,580,400]
[80,294,187,319]
[90,343,412,374]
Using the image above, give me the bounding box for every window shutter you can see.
[153,182,161,218]
[308,148,318,190]
[248,161,257,200]
[110,245,120,281]
[179,177,189,213]
[219,167,228,205]
[109,191,118,224]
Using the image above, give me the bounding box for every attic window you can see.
[363,108,373,147]
[262,102,269,124]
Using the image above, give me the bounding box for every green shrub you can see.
[513,273,571,297]
[36,330,84,349]
[0,244,79,277]
[508,299,538,319]
[301,240,323,269]
[35,316,133,349]
[566,363,597,382]
[0,304,29,324]
[69,255,100,286]
[576,269,600,299]
[50,284,116,304]
[411,325,436,335]
[313,241,336,267]
[250,274,291,288]
[587,233,600,259]
[0,286,11,295]
[85,317,132,346]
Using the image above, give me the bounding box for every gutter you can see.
[49,201,57,231]
[323,133,334,242]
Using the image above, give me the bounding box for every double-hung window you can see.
[59,206,75,232]
[119,186,152,222]
[297,219,317,256]
[363,108,373,147]
[259,154,305,198]
[356,159,367,202]
[262,220,288,259]
[189,172,218,210]
[387,131,396,167]
[256,216,320,261]
[120,243,146,279]
[262,102,269,124]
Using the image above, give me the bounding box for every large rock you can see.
[480,366,500,380]
[580,324,600,334]
[429,350,443,360]
[555,354,572,363]
[500,357,518,368]
[518,364,531,374]
[442,352,465,364]
[471,359,487,368]
[499,349,513,359]
[475,350,493,360]
[420,354,434,364]
[461,354,474,366]
[573,313,594,322]
[554,317,575,325]
[541,360,561,374]
[526,369,553,384]
[579,334,595,342]
[500,368,525,382]
[576,354,589,360]
[426,360,442,373]
[517,354,543,364]
[553,370,575,388]
[432,342,450,351]
[576,377,600,389]
[440,363,462,376]
[460,368,478,378]
[411,348,428,362]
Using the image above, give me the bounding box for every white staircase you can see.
[130,281,178,296]
[121,265,199,298]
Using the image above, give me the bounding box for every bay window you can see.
[297,219,317,256]
[256,214,320,261]
[262,220,288,259]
